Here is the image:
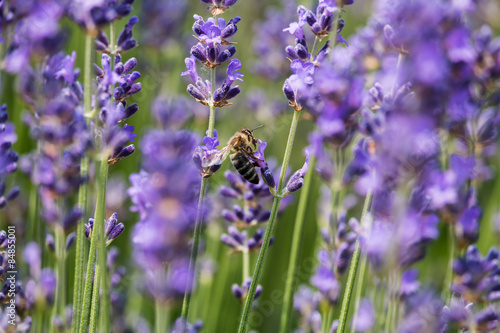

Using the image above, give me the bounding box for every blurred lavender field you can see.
[1,0,500,332]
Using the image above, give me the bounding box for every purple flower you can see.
[221,226,273,252]
[282,148,311,196]
[95,53,141,164]
[212,58,243,107]
[171,317,203,333]
[451,245,500,303]
[293,285,322,332]
[400,269,420,299]
[283,60,315,111]
[231,277,263,302]
[351,299,374,332]
[68,0,136,35]
[182,57,213,105]
[152,95,195,131]
[0,105,19,209]
[140,0,187,47]
[310,249,340,303]
[192,130,225,178]
[85,212,125,245]
[252,0,298,80]
[199,0,238,15]
[129,128,201,301]
[96,16,139,54]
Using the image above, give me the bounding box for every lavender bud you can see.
[63,208,83,231]
[220,186,239,198]
[233,204,244,220]
[222,209,238,223]
[6,187,20,201]
[285,46,299,60]
[66,232,76,250]
[124,103,139,119]
[108,223,125,241]
[221,234,239,248]
[105,213,118,237]
[232,284,243,299]
[187,85,206,101]
[123,58,137,73]
[46,234,55,253]
[255,285,263,299]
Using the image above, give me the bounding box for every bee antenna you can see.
[251,125,264,132]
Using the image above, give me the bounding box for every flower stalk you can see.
[89,264,101,333]
[181,66,217,325]
[238,109,302,333]
[96,160,110,332]
[337,190,373,333]
[279,156,316,333]
[72,33,93,333]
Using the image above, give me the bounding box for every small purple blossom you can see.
[199,0,238,16]
[96,16,139,54]
[193,130,224,178]
[351,299,375,332]
[231,277,263,302]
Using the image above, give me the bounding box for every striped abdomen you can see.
[231,152,259,184]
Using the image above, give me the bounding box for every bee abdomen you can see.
[231,153,259,184]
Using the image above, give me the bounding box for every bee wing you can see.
[205,145,231,167]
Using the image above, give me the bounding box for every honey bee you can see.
[218,126,264,184]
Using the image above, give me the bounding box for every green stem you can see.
[79,160,108,333]
[243,249,250,281]
[78,224,97,333]
[181,177,208,325]
[279,156,316,333]
[238,109,302,333]
[391,270,401,331]
[95,160,110,332]
[337,190,373,333]
[28,178,39,243]
[442,223,456,302]
[72,157,88,332]
[72,33,93,333]
[383,274,393,333]
[155,299,168,333]
[51,226,66,333]
[350,254,368,333]
[310,37,320,61]
[89,265,101,333]
[181,66,217,328]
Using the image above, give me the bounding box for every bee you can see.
[218,126,264,184]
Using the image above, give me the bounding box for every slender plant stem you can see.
[155,299,168,333]
[95,160,110,332]
[72,156,88,332]
[181,177,208,325]
[243,249,250,280]
[181,67,216,328]
[337,190,373,333]
[79,160,108,333]
[442,223,456,302]
[310,36,320,61]
[51,225,66,333]
[383,273,393,333]
[28,177,39,243]
[350,254,367,333]
[73,33,93,333]
[89,264,101,333]
[78,221,97,332]
[238,109,302,333]
[279,156,316,333]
